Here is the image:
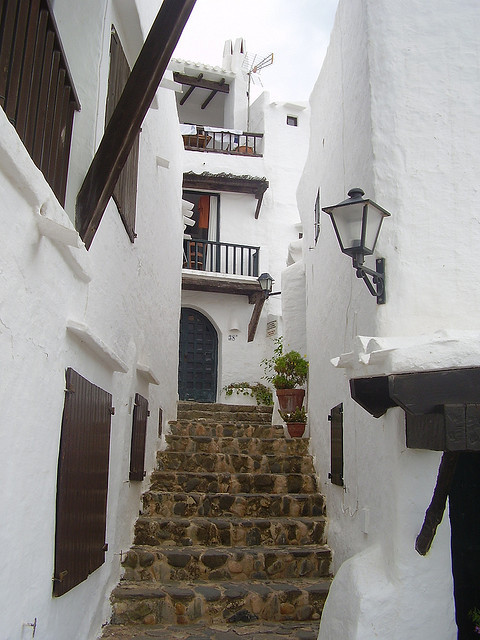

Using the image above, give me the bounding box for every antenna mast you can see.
[245,52,274,131]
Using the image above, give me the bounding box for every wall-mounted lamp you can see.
[322,188,391,304]
[258,272,274,297]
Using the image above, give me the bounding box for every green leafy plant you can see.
[279,406,308,423]
[469,608,480,634]
[223,382,273,406]
[261,337,308,389]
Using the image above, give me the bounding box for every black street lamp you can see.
[258,272,274,297]
[322,188,391,304]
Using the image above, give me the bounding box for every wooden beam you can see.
[201,78,225,109]
[174,72,229,93]
[182,273,261,297]
[255,190,265,219]
[183,172,269,198]
[179,73,203,105]
[247,293,266,342]
[76,0,196,249]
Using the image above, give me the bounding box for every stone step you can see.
[134,515,327,548]
[157,451,315,475]
[149,471,318,495]
[169,420,285,439]
[178,401,273,417]
[176,405,274,424]
[110,578,331,626]
[142,491,326,519]
[165,435,308,455]
[121,544,332,582]
[100,620,321,640]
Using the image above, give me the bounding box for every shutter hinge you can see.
[53,569,68,583]
[147,410,151,417]
[109,407,115,415]
[103,543,109,552]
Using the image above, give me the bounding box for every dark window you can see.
[286,115,298,127]
[53,368,113,596]
[314,189,321,244]
[0,0,80,205]
[329,403,344,486]
[129,393,149,481]
[106,27,139,242]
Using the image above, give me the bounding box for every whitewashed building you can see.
[0,1,194,638]
[284,0,480,638]
[170,39,310,403]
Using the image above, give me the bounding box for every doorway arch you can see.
[178,307,218,403]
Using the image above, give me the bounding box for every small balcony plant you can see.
[279,406,307,438]
[262,338,308,412]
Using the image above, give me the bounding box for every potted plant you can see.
[279,406,307,438]
[223,381,274,406]
[262,338,308,412]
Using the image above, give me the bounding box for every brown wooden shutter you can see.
[0,0,80,205]
[105,27,139,242]
[53,368,113,597]
[129,393,149,481]
[329,403,344,487]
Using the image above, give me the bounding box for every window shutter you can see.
[129,393,149,481]
[53,368,113,596]
[329,403,344,487]
[106,27,139,242]
[0,0,80,205]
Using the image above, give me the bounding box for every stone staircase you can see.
[101,402,331,639]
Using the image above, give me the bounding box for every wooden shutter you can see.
[329,403,344,487]
[129,393,149,481]
[105,27,139,242]
[53,368,113,597]
[0,0,80,205]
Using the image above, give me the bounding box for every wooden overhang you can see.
[350,367,480,451]
[174,72,229,109]
[183,172,269,219]
[76,0,196,249]
[182,272,265,342]
[351,367,480,556]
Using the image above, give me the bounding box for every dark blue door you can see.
[178,308,218,403]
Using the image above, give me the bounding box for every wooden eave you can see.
[183,172,269,218]
[174,72,230,94]
[174,70,229,110]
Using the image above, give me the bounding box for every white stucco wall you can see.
[293,0,480,637]
[0,2,185,639]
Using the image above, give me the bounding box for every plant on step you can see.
[261,337,308,390]
[279,406,307,423]
[223,381,273,406]
[469,608,480,634]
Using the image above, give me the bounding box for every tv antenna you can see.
[244,52,274,130]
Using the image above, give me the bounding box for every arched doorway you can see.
[178,308,218,403]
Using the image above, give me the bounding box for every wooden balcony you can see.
[183,239,260,277]
[181,127,263,156]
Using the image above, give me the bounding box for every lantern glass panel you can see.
[331,202,366,254]
[364,203,387,254]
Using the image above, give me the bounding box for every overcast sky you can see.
[172,0,339,103]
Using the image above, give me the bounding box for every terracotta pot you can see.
[287,422,306,438]
[276,388,305,412]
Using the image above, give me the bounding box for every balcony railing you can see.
[184,239,259,277]
[181,126,263,156]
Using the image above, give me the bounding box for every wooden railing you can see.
[184,239,260,277]
[0,0,80,206]
[182,127,263,156]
